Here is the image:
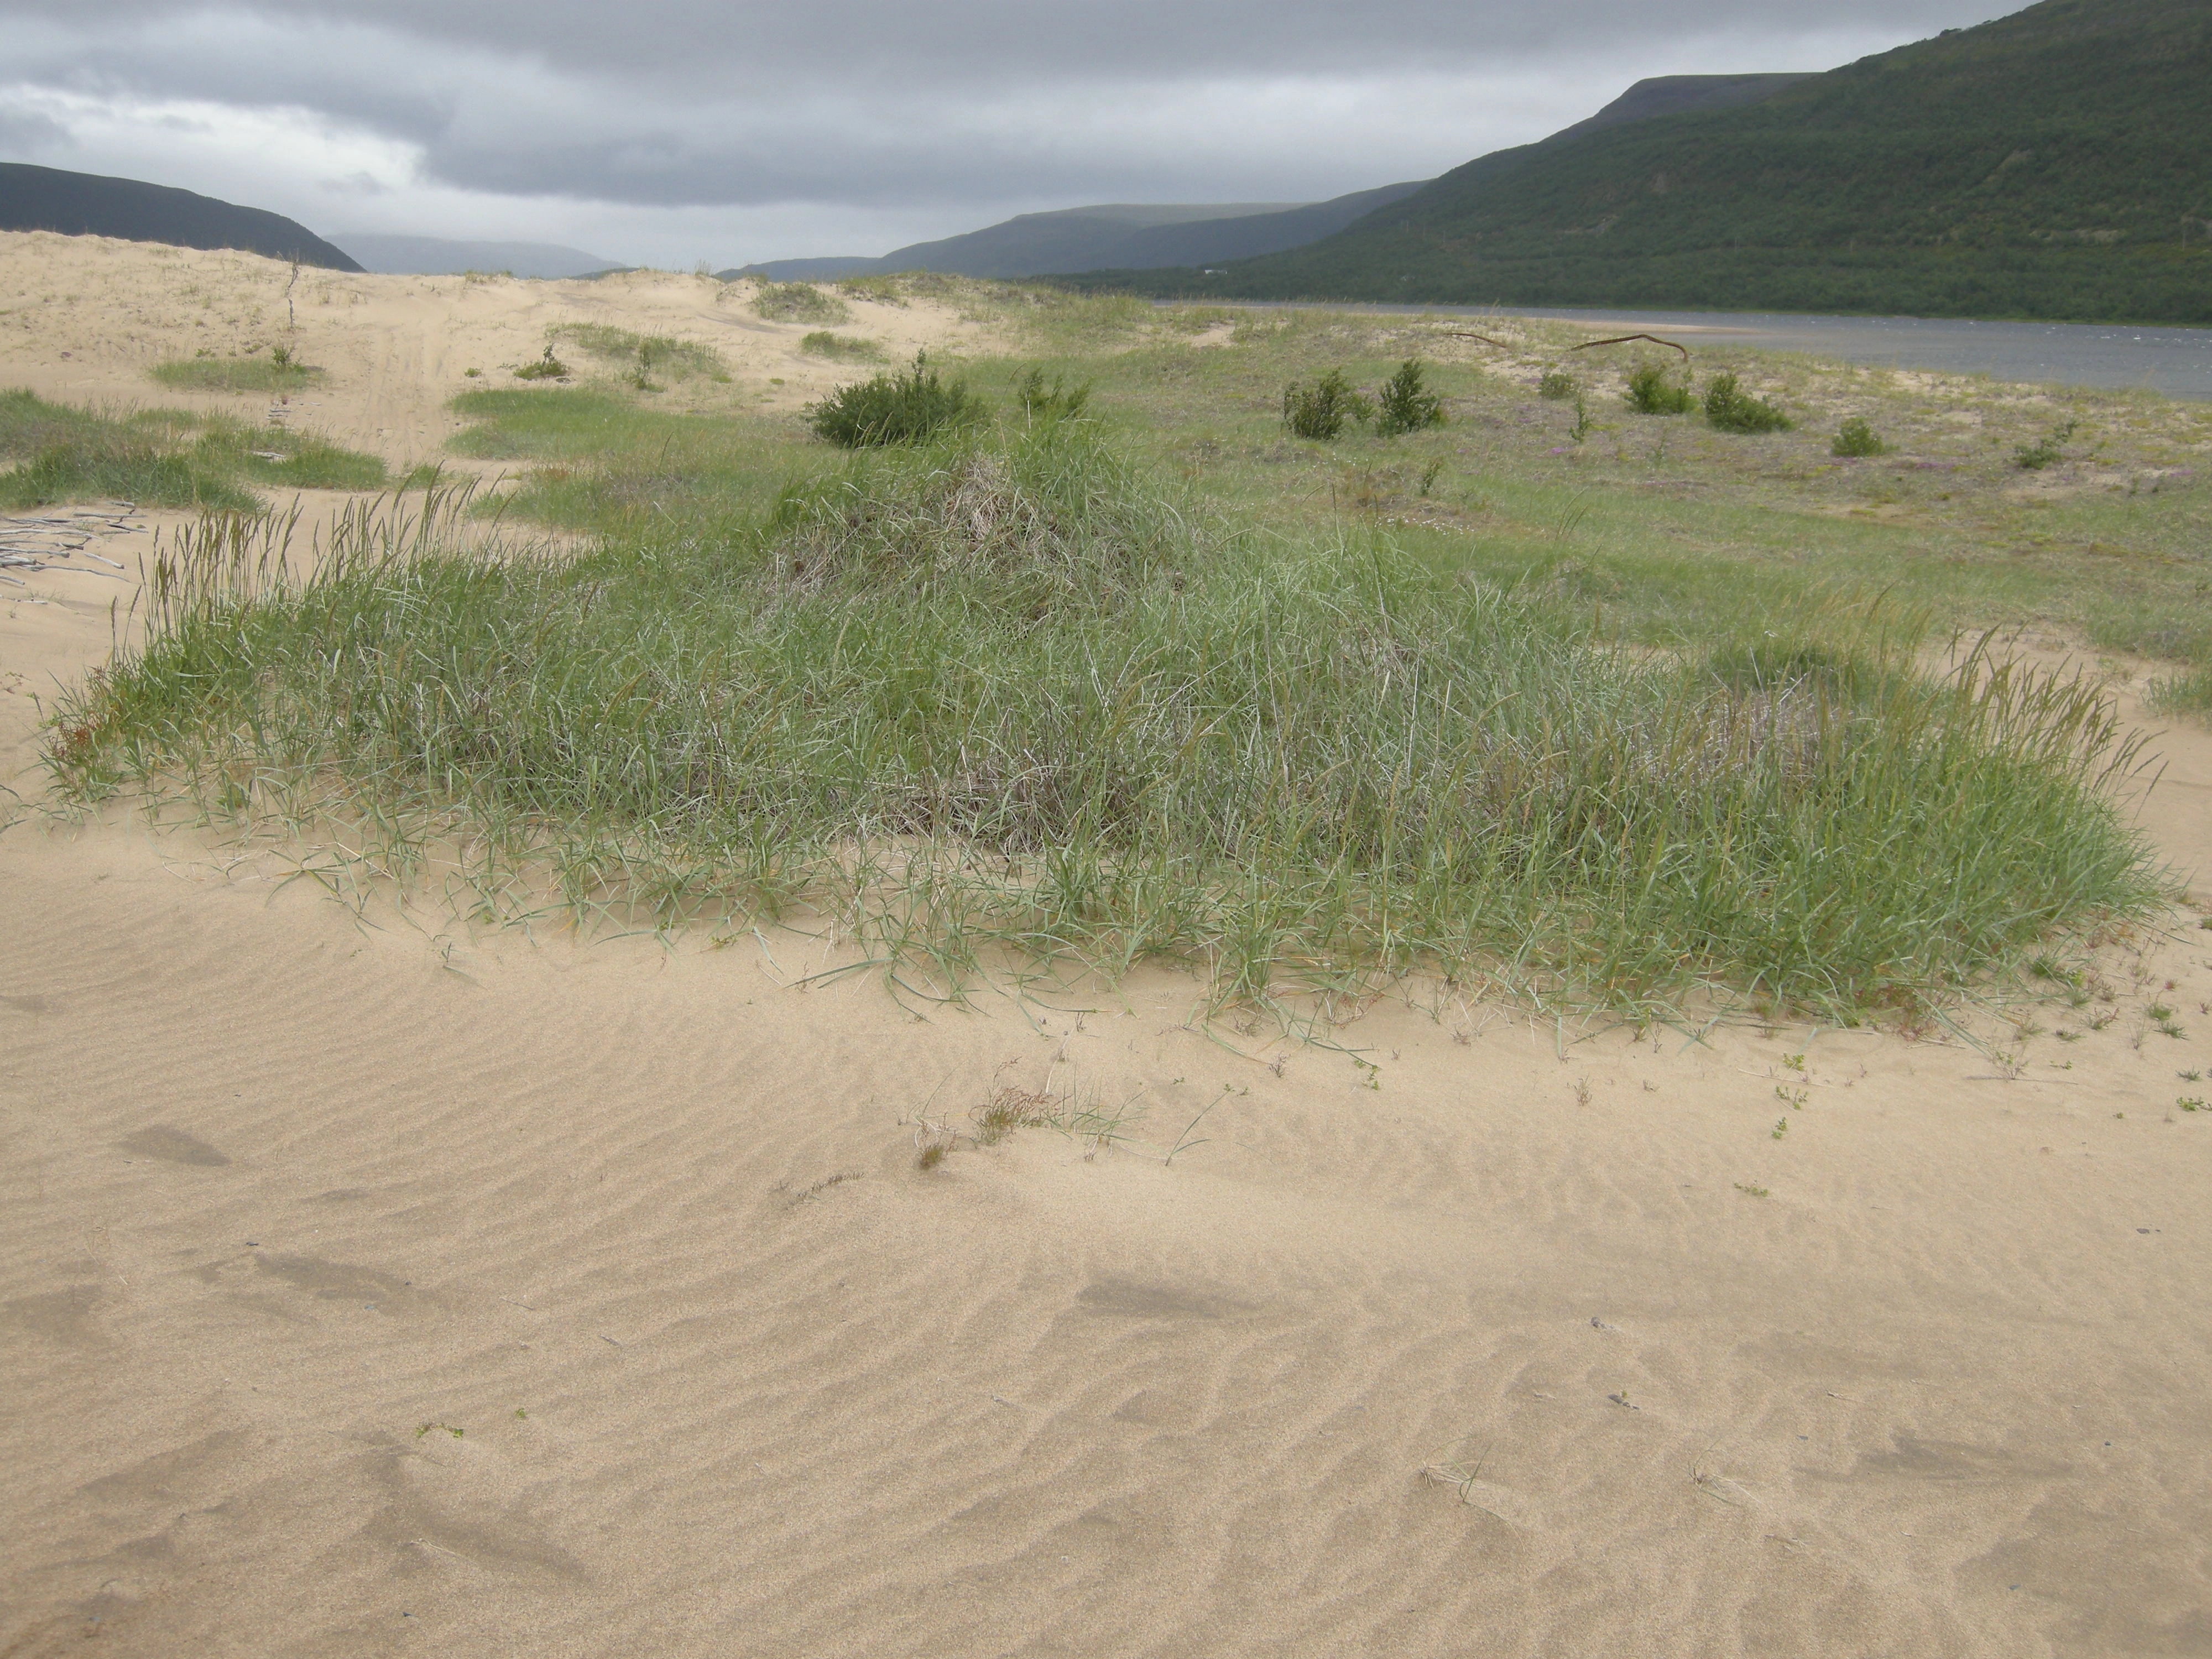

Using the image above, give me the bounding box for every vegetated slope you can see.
[0,163,363,272]
[726,185,1426,283]
[326,233,621,279]
[1093,0,2212,323]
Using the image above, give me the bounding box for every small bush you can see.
[1624,365,1694,415]
[1537,369,1578,401]
[150,352,324,394]
[1375,359,1447,437]
[1015,368,1092,422]
[514,346,571,381]
[806,353,988,447]
[1703,373,1793,434]
[799,332,886,362]
[1832,416,1887,457]
[2015,419,2077,470]
[1282,369,1371,441]
[753,282,852,325]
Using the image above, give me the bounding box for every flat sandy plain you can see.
[3,233,2211,1658]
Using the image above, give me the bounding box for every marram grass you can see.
[45,426,2164,1018]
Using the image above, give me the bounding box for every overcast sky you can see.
[0,1,2016,265]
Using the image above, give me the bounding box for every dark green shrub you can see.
[1282,369,1371,440]
[806,353,988,447]
[1703,373,1793,433]
[1625,365,1694,415]
[2015,419,2076,470]
[1015,368,1092,422]
[1832,416,1887,457]
[1537,369,1578,401]
[1375,359,1447,436]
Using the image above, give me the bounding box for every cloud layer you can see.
[0,1,2015,265]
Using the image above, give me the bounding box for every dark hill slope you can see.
[0,164,362,271]
[1096,0,2212,322]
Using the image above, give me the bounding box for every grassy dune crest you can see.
[47,425,2160,1016]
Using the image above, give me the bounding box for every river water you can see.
[1231,302,2212,401]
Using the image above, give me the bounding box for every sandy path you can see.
[4,241,2212,1658]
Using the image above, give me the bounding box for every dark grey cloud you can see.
[0,1,2021,259]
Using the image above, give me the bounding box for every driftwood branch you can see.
[1569,333,1690,363]
[1445,331,1516,350]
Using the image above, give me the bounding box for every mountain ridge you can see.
[0,163,362,271]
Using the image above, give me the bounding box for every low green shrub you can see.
[2015,419,2077,470]
[753,282,852,325]
[1832,416,1887,457]
[1375,359,1447,437]
[1704,373,1793,433]
[1625,365,1694,415]
[806,353,988,447]
[1537,369,1578,401]
[1282,369,1371,440]
[799,332,887,362]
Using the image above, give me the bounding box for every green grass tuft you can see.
[0,389,382,509]
[799,332,888,362]
[753,283,852,325]
[48,426,2163,1020]
[150,351,325,394]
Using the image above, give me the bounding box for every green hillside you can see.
[1089,0,2212,322]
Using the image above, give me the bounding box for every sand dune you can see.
[4,236,2211,1658]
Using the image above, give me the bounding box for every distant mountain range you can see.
[0,163,361,270]
[1082,0,2212,323]
[724,183,1428,283]
[326,233,624,279]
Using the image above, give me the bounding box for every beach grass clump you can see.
[753,282,853,325]
[1625,364,1694,415]
[150,348,324,394]
[806,354,988,447]
[1537,369,1578,401]
[2014,419,2077,470]
[799,332,888,362]
[1704,373,1793,433]
[2146,665,2212,722]
[49,425,2161,1019]
[0,389,382,509]
[549,325,729,387]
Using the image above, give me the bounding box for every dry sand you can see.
[4,236,2212,1658]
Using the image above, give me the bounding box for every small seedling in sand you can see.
[2179,1097,2208,1113]
[1775,1084,1808,1109]
[1782,1052,1806,1072]
[2177,1069,2202,1082]
[1573,1077,1592,1107]
[2056,1029,2084,1042]
[1771,1118,1790,1140]
[415,1422,463,1439]
[514,346,570,381]
[1734,1182,1769,1198]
